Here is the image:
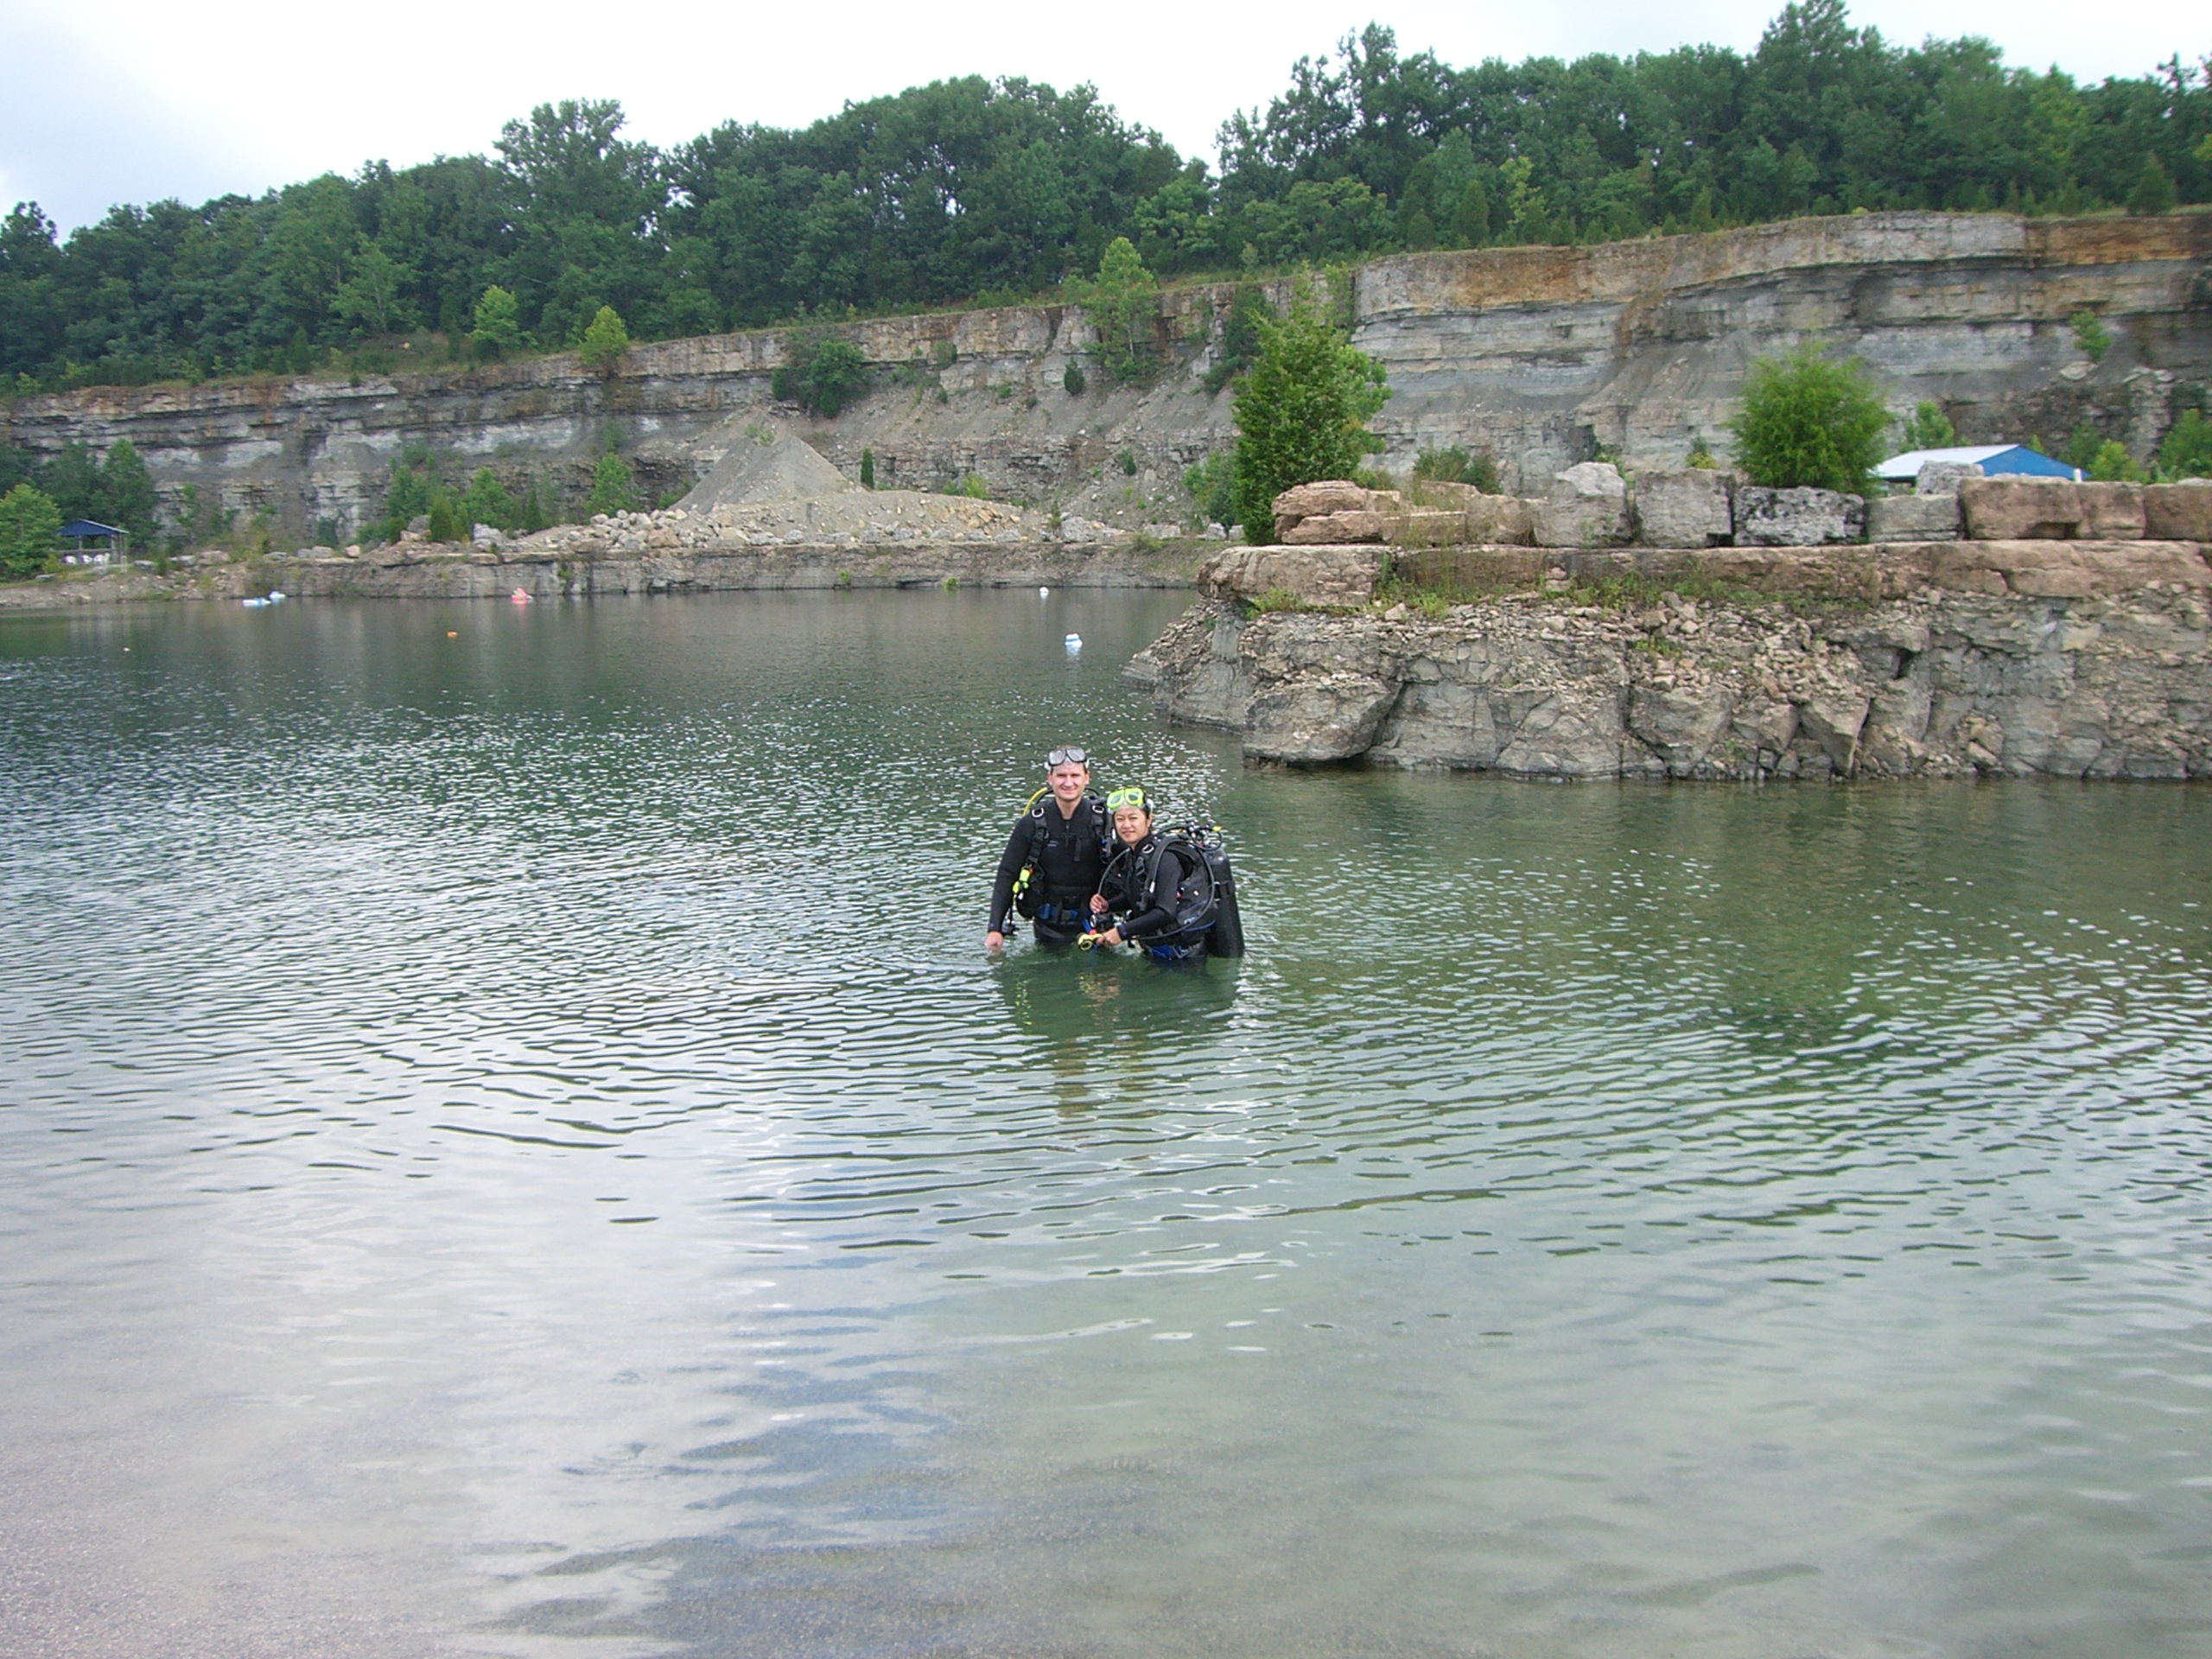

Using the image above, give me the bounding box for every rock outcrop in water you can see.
[1128,537,2212,779]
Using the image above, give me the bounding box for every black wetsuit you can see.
[1099,835,1207,961]
[989,794,1109,944]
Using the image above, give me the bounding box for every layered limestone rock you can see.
[1125,540,2212,779]
[1630,470,1734,547]
[1534,462,1633,548]
[1734,486,1866,545]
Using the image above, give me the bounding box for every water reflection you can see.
[3,593,2210,1659]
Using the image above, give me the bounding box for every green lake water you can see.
[3,590,2209,1658]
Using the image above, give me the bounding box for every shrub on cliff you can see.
[578,306,631,374]
[472,287,523,361]
[2158,410,2212,479]
[585,453,643,516]
[0,481,62,577]
[1412,445,1500,492]
[461,467,519,531]
[1900,401,1955,450]
[1184,452,1237,529]
[772,334,870,418]
[2087,441,2143,483]
[1230,287,1389,543]
[1067,238,1159,383]
[1729,346,1890,494]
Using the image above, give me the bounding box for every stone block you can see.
[1242,672,1402,764]
[1464,494,1536,546]
[1797,690,1870,772]
[1630,682,1734,773]
[1282,511,1394,545]
[2144,481,2212,542]
[1958,476,2080,540]
[1915,460,1983,495]
[1734,486,1866,546]
[1273,480,1395,538]
[1632,470,1734,547]
[1535,462,1630,548]
[2076,482,2145,540]
[1195,544,1387,608]
[1866,493,1960,542]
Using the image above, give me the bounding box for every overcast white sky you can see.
[3,0,2203,232]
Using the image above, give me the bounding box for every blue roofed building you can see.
[1874,444,2083,483]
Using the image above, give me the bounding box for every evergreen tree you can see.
[461,467,518,530]
[1230,286,1390,542]
[472,286,524,359]
[859,448,875,488]
[578,305,631,373]
[1901,401,1956,450]
[585,452,643,515]
[2126,155,2178,216]
[1067,237,1160,382]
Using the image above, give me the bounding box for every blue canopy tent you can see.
[1875,444,2083,483]
[56,519,128,565]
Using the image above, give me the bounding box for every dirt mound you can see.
[677,429,855,511]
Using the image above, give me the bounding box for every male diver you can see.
[986,747,1110,952]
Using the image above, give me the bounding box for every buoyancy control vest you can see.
[1011,789,1110,921]
[1103,823,1246,957]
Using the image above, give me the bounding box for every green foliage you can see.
[578,305,631,372]
[1901,400,1956,449]
[2126,155,2178,216]
[1686,435,1719,469]
[2087,440,2142,482]
[461,467,518,531]
[950,473,990,499]
[1067,237,1159,382]
[1184,451,1238,527]
[425,490,467,543]
[2062,420,2104,470]
[1117,448,1138,475]
[586,452,643,516]
[859,447,875,488]
[1203,284,1270,395]
[1063,359,1087,395]
[0,481,62,576]
[521,475,549,533]
[2070,310,2111,362]
[772,332,870,416]
[379,464,434,540]
[1230,284,1390,542]
[1728,345,1891,493]
[2157,409,2212,479]
[1248,586,1306,613]
[1410,445,1499,491]
[471,286,523,359]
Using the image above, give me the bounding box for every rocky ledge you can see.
[1126,541,2212,780]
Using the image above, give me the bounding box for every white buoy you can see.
[241,597,264,608]
[1065,632,1082,656]
[1039,586,1050,597]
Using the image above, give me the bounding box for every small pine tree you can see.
[585,452,642,516]
[1901,401,1956,450]
[579,306,631,374]
[1063,359,1087,396]
[521,476,547,533]
[424,490,466,543]
[2156,410,2212,480]
[1230,284,1391,542]
[1728,346,1891,493]
[461,467,518,531]
[2087,440,2143,483]
[2126,155,2177,218]
[860,448,875,488]
[472,286,523,361]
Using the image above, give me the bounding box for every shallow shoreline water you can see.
[4,593,2209,1658]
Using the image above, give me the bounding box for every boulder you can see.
[1282,510,1395,545]
[1535,462,1631,548]
[1629,682,1735,773]
[1632,470,1735,547]
[1242,672,1402,764]
[1195,544,1387,608]
[1866,493,1961,542]
[1958,476,2080,540]
[1734,486,1866,546]
[1915,460,1984,495]
[1796,690,1870,772]
[1273,480,1392,539]
[1465,494,1536,546]
[2144,480,2212,542]
[2076,482,2146,540]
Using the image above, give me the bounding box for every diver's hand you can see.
[1089,894,1109,914]
[985,931,1005,953]
[1097,926,1124,947]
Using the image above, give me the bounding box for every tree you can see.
[771,332,869,417]
[578,304,630,372]
[585,452,643,515]
[1900,400,1955,450]
[859,448,875,488]
[1728,346,1891,493]
[521,475,549,532]
[0,481,61,576]
[2126,155,2177,217]
[2087,440,2142,482]
[1067,237,1160,382]
[331,239,416,337]
[461,467,518,530]
[425,490,467,543]
[1063,358,1087,395]
[1230,285,1390,542]
[2157,409,2212,479]
[379,464,434,540]
[471,286,523,360]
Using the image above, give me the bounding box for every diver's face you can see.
[1048,763,1089,804]
[1114,808,1150,845]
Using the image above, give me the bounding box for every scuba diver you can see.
[986,747,1111,952]
[1087,786,1244,963]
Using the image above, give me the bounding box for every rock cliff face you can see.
[5,213,2208,543]
[1128,543,2212,780]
